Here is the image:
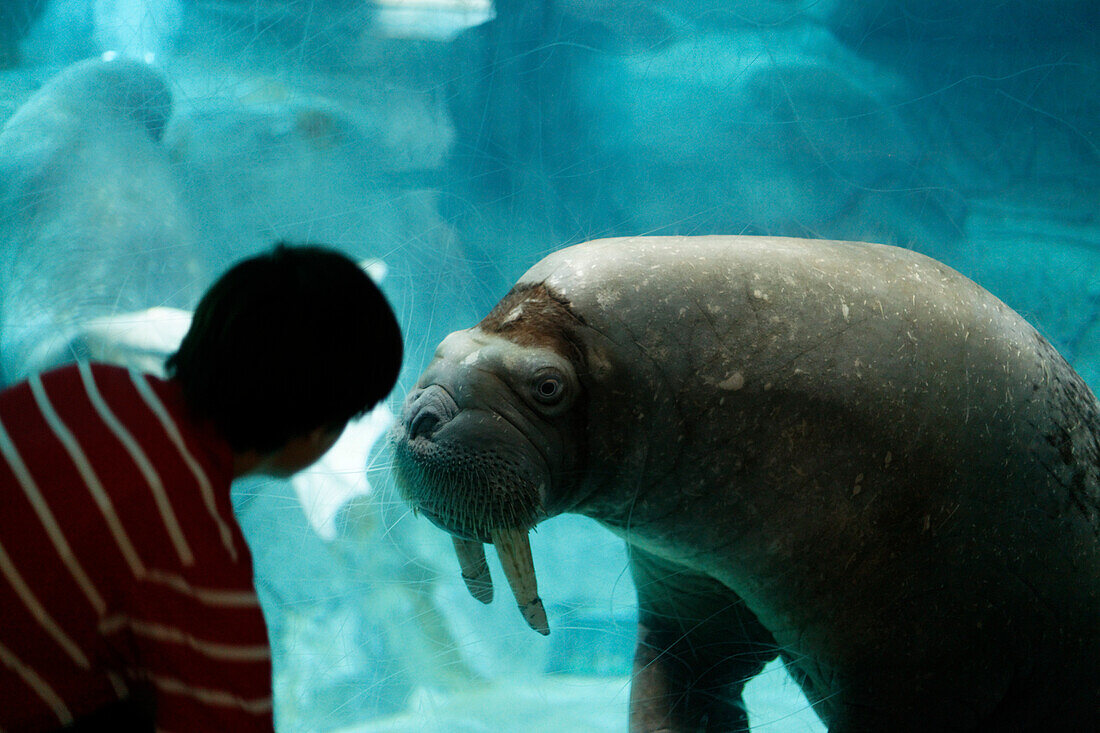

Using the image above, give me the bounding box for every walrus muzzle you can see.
[392,387,551,635]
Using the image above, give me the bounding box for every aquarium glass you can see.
[0,1,1096,730]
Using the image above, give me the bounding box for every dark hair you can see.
[166,242,402,453]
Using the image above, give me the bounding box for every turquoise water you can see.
[1,1,1096,730]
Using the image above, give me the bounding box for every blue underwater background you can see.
[0,1,1096,730]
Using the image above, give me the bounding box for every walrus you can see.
[0,56,199,387]
[391,235,1100,731]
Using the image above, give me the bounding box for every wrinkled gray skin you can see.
[393,236,1100,731]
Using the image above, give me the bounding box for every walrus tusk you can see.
[490,527,550,635]
[452,536,493,604]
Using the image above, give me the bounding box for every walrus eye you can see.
[533,374,565,405]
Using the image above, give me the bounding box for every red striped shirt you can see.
[0,362,274,731]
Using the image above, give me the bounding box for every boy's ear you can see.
[309,421,348,445]
[310,426,338,447]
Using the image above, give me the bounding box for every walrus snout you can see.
[392,327,572,637]
[403,385,458,441]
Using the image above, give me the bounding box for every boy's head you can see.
[166,243,402,454]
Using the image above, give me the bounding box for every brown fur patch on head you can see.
[478,283,586,367]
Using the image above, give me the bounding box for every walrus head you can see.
[391,284,586,635]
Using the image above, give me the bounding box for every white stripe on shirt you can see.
[151,674,273,714]
[130,370,239,562]
[78,363,194,567]
[143,570,262,607]
[0,417,105,616]
[107,671,129,698]
[0,640,73,725]
[27,374,147,578]
[0,539,88,669]
[99,616,270,662]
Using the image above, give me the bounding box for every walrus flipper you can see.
[627,547,779,732]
